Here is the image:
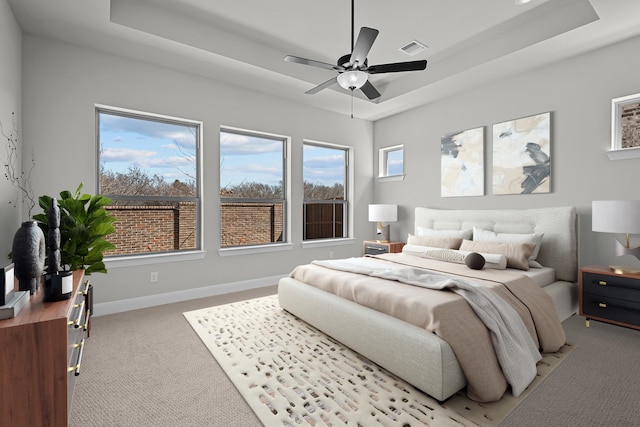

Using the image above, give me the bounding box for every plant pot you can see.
[42,271,73,302]
[12,221,46,294]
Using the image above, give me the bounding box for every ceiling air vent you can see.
[399,40,428,56]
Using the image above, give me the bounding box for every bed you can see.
[278,206,578,402]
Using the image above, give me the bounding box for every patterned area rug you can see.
[184,295,574,427]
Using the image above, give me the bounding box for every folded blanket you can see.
[313,257,540,397]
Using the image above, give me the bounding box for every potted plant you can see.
[33,183,117,275]
[41,197,73,301]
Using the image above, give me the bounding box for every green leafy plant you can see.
[33,183,116,274]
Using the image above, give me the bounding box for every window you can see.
[379,145,404,178]
[220,128,287,248]
[97,106,201,257]
[303,141,348,240]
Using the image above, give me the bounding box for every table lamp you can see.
[368,204,397,243]
[592,200,640,274]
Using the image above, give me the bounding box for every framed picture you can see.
[610,93,640,159]
[1,263,15,306]
[440,126,484,197]
[492,112,551,195]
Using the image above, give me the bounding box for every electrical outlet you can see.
[150,272,158,282]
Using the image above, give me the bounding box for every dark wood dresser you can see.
[579,265,640,330]
[0,270,91,427]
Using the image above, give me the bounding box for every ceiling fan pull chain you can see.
[350,90,356,119]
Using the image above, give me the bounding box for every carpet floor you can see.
[184,295,574,427]
[69,286,640,427]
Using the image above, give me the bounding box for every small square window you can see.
[379,145,404,178]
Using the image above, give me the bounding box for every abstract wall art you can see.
[492,112,551,195]
[441,126,484,197]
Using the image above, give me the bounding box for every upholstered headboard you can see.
[415,206,578,282]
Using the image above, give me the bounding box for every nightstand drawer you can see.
[582,272,640,302]
[582,293,640,327]
[364,243,388,255]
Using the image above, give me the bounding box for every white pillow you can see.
[402,244,507,270]
[416,227,473,240]
[472,227,544,267]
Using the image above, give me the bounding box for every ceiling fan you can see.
[284,0,427,100]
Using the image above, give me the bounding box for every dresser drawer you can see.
[67,280,90,412]
[582,272,640,302]
[364,243,388,255]
[582,292,640,327]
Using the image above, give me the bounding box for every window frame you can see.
[95,104,204,265]
[218,126,291,254]
[302,139,351,243]
[378,144,405,181]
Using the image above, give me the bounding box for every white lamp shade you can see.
[592,200,640,234]
[337,70,368,90]
[368,204,397,223]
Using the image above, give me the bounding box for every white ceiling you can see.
[8,0,640,120]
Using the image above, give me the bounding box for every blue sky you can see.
[100,113,345,189]
[221,132,345,188]
[99,112,197,183]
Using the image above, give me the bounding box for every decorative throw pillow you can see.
[422,248,467,263]
[459,239,535,270]
[402,245,507,269]
[472,227,544,267]
[416,227,473,240]
[406,234,463,249]
[465,252,486,270]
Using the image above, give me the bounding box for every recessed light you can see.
[515,0,533,5]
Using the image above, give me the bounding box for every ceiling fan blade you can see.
[367,60,427,74]
[350,27,379,67]
[285,55,342,71]
[360,80,381,100]
[306,77,338,94]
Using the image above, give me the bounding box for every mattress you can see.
[522,266,556,287]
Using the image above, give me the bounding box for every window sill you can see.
[218,243,293,257]
[105,250,206,268]
[301,238,354,249]
[377,175,405,182]
[607,147,640,160]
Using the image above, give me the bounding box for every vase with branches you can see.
[1,112,36,219]
[4,112,44,294]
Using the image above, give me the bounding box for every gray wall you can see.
[19,35,374,305]
[0,0,22,258]
[373,34,640,269]
[4,0,640,307]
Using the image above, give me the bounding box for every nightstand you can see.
[579,265,640,330]
[363,241,405,256]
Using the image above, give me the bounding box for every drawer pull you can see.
[68,338,85,376]
[73,300,85,328]
[83,309,91,331]
[81,279,91,296]
[598,303,607,308]
[598,280,607,286]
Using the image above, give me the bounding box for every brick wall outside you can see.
[621,102,640,148]
[104,202,196,255]
[220,202,283,247]
[104,201,283,255]
[104,201,344,254]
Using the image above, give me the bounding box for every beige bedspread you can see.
[289,253,566,402]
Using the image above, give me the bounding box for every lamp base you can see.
[609,265,640,275]
[376,223,390,243]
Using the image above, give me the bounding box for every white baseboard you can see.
[93,274,285,316]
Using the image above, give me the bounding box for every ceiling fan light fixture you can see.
[337,70,368,90]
